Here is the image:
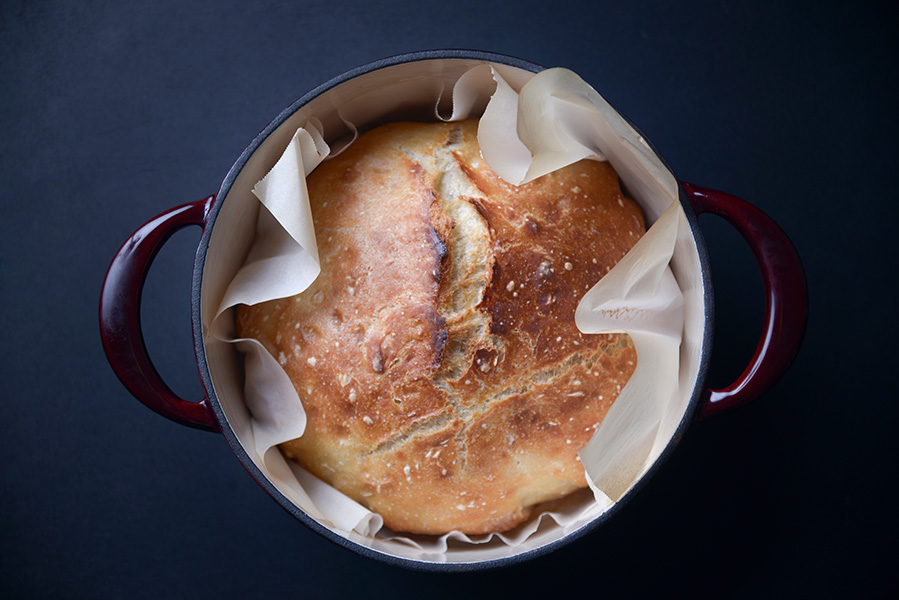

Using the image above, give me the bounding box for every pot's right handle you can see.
[682,183,808,419]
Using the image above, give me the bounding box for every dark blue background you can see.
[2,1,895,597]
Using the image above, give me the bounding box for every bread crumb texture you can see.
[237,120,645,535]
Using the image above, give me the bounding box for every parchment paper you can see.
[211,64,686,551]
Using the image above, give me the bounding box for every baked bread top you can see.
[237,119,645,535]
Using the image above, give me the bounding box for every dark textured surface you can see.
[1,1,895,597]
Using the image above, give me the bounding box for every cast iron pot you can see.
[99,50,808,571]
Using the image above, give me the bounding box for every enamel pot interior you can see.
[191,50,712,570]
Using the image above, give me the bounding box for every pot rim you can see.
[190,49,714,571]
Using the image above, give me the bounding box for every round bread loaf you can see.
[237,119,645,535]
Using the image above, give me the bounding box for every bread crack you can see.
[428,124,499,470]
[368,410,454,456]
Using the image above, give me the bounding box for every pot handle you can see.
[99,196,219,432]
[682,183,808,419]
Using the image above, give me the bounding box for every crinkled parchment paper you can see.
[211,63,687,552]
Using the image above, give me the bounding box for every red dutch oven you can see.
[99,50,807,571]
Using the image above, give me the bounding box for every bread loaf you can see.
[236,119,645,535]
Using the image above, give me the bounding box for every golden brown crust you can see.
[236,120,645,535]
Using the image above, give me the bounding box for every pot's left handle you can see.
[99,196,220,432]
